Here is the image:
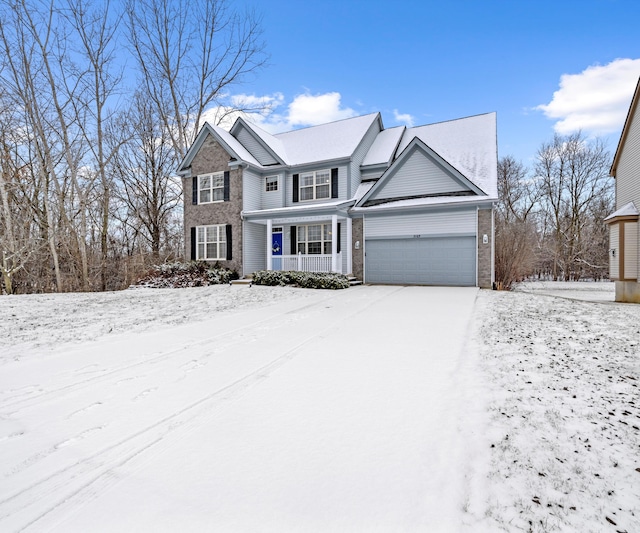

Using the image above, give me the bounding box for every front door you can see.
[272,227,283,270]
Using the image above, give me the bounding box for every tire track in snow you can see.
[1,286,404,531]
[0,291,340,414]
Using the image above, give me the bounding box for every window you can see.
[299,170,330,201]
[297,224,331,254]
[198,172,224,203]
[196,225,227,260]
[265,175,278,192]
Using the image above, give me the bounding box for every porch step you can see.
[347,276,363,286]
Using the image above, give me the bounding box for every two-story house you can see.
[606,77,640,302]
[177,111,497,287]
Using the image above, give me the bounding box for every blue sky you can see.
[219,0,640,164]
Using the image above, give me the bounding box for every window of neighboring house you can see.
[199,172,224,203]
[299,170,330,201]
[196,225,227,260]
[265,175,278,192]
[297,224,331,254]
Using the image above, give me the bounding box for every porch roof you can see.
[243,200,353,224]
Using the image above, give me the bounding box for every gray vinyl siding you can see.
[368,149,468,202]
[262,174,283,210]
[285,166,347,207]
[361,168,384,181]
[236,127,279,166]
[243,168,261,211]
[364,209,476,238]
[350,121,381,198]
[243,221,266,276]
[617,107,640,209]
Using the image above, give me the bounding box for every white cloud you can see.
[537,58,640,135]
[201,91,358,133]
[393,109,415,127]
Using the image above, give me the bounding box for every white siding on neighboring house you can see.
[368,149,468,202]
[365,209,476,238]
[236,127,279,166]
[610,224,620,279]
[243,168,261,211]
[243,222,266,276]
[616,106,640,208]
[350,121,381,198]
[625,222,638,280]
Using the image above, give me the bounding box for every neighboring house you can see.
[606,77,640,302]
[177,111,498,287]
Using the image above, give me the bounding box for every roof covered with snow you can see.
[396,113,498,198]
[361,126,405,167]
[270,113,380,166]
[604,201,640,221]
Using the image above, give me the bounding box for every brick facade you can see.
[183,134,243,274]
[477,208,493,288]
[351,218,364,280]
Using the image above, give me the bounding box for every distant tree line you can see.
[0,0,266,294]
[495,132,613,289]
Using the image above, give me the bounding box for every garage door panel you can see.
[366,237,476,286]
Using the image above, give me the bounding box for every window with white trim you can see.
[299,170,330,201]
[198,172,224,203]
[297,224,331,254]
[196,225,227,260]
[265,175,278,192]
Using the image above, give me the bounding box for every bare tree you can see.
[113,94,181,261]
[125,0,268,160]
[535,132,612,280]
[495,156,541,289]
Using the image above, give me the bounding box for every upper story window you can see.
[265,175,278,192]
[300,170,330,201]
[199,172,224,203]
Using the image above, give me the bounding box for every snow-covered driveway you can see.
[0,285,481,532]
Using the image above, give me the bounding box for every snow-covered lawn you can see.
[0,282,638,532]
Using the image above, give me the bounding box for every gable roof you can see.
[610,77,640,177]
[357,136,486,207]
[177,122,260,174]
[230,117,288,165]
[395,113,498,198]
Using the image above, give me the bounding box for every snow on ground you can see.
[472,283,640,533]
[0,282,638,532]
[0,284,311,360]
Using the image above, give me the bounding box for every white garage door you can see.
[365,236,476,286]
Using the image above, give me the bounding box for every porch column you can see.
[331,214,338,273]
[346,217,352,275]
[266,219,272,271]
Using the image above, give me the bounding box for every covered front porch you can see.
[244,211,352,275]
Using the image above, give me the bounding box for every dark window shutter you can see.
[190,227,197,260]
[292,174,299,203]
[192,176,198,205]
[331,168,338,199]
[223,171,230,202]
[226,224,232,260]
[337,223,341,253]
[290,226,297,254]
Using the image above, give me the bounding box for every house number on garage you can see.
[413,234,421,238]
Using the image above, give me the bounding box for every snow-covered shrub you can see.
[252,270,349,289]
[135,261,238,288]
